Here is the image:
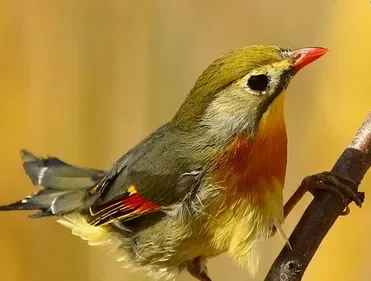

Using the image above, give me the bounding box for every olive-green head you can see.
[172,45,326,140]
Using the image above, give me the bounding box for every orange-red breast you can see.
[0,45,327,281]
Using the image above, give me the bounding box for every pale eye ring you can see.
[246,74,270,93]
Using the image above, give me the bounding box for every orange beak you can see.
[290,47,328,71]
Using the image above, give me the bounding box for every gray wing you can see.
[88,123,203,226]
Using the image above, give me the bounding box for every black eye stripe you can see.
[247,74,270,92]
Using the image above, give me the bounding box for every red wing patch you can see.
[89,185,160,226]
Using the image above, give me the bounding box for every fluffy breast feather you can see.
[212,92,287,201]
[208,92,288,274]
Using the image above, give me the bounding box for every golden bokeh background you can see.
[0,1,370,281]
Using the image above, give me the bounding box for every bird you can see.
[0,45,361,281]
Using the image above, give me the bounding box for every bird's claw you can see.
[301,171,365,216]
[340,206,350,216]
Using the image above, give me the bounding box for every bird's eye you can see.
[247,74,270,92]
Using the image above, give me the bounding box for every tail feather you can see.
[0,150,106,218]
[50,190,87,215]
[20,150,105,189]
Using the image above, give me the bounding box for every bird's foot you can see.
[186,257,212,281]
[301,171,365,215]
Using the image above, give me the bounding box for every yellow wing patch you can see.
[128,185,137,194]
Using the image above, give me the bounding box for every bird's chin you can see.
[260,91,286,126]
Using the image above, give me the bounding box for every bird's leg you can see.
[186,257,212,281]
[270,171,364,238]
[284,171,364,218]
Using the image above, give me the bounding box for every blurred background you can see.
[0,1,370,281]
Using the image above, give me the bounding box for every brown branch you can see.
[264,112,371,281]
